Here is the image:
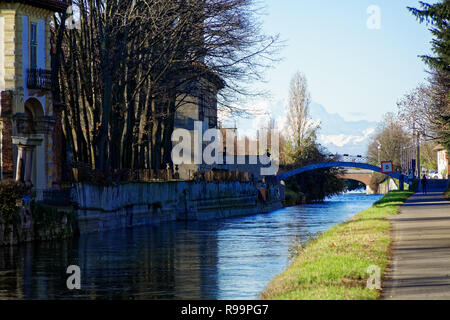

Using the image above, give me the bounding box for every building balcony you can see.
[27,68,52,91]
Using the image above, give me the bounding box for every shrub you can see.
[0,180,30,225]
[31,202,76,239]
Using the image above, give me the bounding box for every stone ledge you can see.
[12,134,43,146]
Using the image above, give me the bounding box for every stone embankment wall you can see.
[73,181,283,234]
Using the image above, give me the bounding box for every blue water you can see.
[0,193,382,300]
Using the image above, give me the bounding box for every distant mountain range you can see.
[225,100,379,157]
[308,102,378,156]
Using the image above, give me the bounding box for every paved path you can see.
[383,191,450,300]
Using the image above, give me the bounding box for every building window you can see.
[30,22,37,68]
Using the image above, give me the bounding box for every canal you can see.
[0,193,382,300]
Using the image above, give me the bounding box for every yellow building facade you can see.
[0,0,67,198]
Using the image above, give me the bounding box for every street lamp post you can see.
[416,131,421,179]
[411,120,421,179]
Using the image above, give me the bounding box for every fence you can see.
[70,165,253,184]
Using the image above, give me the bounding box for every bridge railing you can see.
[326,154,369,163]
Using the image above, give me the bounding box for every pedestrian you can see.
[421,174,427,194]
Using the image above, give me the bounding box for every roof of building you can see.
[6,0,69,12]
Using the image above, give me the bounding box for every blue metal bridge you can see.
[276,155,409,191]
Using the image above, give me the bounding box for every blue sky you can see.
[232,0,436,127]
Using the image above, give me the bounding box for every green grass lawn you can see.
[260,191,413,300]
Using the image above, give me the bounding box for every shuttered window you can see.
[30,22,37,68]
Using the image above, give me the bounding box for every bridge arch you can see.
[337,173,372,187]
[277,162,407,190]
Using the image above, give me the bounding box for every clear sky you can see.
[245,0,437,123]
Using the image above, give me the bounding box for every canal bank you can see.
[261,191,413,300]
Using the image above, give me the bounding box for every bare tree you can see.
[397,71,450,149]
[367,113,412,170]
[52,0,280,173]
[283,71,319,164]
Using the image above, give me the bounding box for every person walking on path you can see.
[421,175,427,194]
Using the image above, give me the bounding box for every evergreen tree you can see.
[408,1,450,72]
[408,1,450,151]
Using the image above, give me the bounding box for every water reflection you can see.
[0,194,382,300]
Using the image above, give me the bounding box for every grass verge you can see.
[260,190,413,300]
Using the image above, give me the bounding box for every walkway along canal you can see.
[0,193,381,299]
[383,191,450,299]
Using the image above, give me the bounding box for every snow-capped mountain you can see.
[223,100,378,156]
[309,102,378,156]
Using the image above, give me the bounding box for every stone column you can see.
[12,136,43,187]
[15,146,26,182]
[14,146,35,186]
